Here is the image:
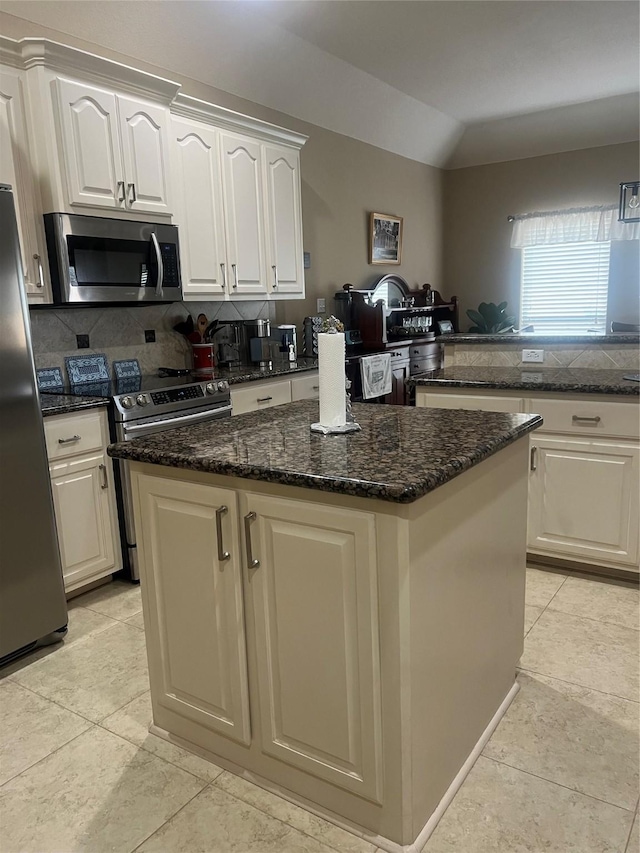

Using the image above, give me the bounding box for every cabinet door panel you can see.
[171,120,226,298]
[50,452,116,588]
[118,95,172,214]
[246,494,382,802]
[418,391,523,412]
[220,133,267,294]
[528,438,639,567]
[136,475,251,745]
[264,144,303,295]
[55,78,122,209]
[0,68,46,297]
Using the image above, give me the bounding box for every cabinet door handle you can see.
[272,264,278,290]
[99,463,108,489]
[58,434,81,444]
[215,505,230,562]
[530,445,537,471]
[572,415,601,424]
[256,396,273,403]
[312,385,319,390]
[220,263,226,289]
[116,180,126,204]
[231,263,238,289]
[127,183,137,205]
[33,254,44,288]
[244,511,260,569]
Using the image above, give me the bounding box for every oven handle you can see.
[121,404,232,435]
[151,232,164,296]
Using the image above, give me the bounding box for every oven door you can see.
[45,213,181,304]
[115,403,231,580]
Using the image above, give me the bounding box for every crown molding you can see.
[0,36,23,69]
[172,92,308,149]
[18,38,181,103]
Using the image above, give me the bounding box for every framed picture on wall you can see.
[370,212,403,265]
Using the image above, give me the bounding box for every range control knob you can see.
[136,394,149,407]
[120,396,134,409]
[217,380,229,392]
[205,382,216,395]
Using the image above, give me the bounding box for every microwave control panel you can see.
[159,243,180,287]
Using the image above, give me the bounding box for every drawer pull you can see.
[312,385,319,390]
[99,463,108,489]
[257,396,273,403]
[58,435,81,444]
[572,415,601,424]
[215,505,230,562]
[530,445,537,471]
[244,511,260,569]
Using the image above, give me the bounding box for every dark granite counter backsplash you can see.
[441,333,640,345]
[410,367,640,396]
[40,395,110,417]
[108,399,541,503]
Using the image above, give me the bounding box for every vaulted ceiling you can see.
[3,0,639,168]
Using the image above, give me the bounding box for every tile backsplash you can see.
[443,343,640,371]
[29,301,274,378]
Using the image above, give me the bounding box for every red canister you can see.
[192,343,216,372]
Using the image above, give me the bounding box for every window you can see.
[520,241,610,334]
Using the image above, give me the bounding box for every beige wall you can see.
[0,11,443,332]
[443,142,640,329]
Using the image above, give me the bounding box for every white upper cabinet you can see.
[171,118,226,299]
[263,144,304,296]
[220,132,268,296]
[118,94,172,214]
[0,64,49,301]
[56,78,123,209]
[55,80,173,215]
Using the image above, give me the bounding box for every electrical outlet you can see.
[76,334,90,349]
[522,349,544,363]
[145,329,156,343]
[316,298,326,314]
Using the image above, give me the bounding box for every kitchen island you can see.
[108,400,541,852]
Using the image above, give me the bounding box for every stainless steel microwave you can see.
[44,213,182,305]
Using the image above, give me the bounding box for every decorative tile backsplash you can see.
[29,301,274,378]
[443,343,640,371]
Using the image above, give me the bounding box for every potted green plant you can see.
[466,302,516,334]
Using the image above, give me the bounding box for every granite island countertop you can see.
[409,367,640,396]
[440,333,640,345]
[40,394,110,417]
[108,399,542,503]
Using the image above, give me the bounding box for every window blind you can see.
[520,241,611,334]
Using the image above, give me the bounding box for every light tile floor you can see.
[0,571,637,853]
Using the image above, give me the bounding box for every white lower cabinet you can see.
[231,371,318,415]
[528,437,639,567]
[133,471,382,802]
[416,391,524,413]
[44,409,121,592]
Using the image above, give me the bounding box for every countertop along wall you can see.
[0,11,443,333]
[443,142,640,329]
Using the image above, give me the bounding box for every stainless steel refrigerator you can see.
[0,184,67,663]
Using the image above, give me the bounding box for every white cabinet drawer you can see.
[528,398,640,440]
[231,379,292,416]
[418,391,524,413]
[44,410,106,460]
[290,371,319,401]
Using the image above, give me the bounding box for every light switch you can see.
[317,298,326,314]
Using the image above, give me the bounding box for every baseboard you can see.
[527,553,639,585]
[150,680,521,853]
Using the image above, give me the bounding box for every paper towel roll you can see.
[318,332,346,427]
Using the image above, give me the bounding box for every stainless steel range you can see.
[50,373,231,581]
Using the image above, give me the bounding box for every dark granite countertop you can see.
[216,359,317,385]
[440,333,639,345]
[409,367,640,396]
[108,399,541,503]
[40,394,110,417]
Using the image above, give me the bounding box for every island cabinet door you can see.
[242,493,383,804]
[528,437,640,567]
[135,474,251,745]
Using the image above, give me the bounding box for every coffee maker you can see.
[271,325,297,362]
[215,319,272,367]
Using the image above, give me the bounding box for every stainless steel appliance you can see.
[0,185,68,664]
[44,213,181,304]
[272,324,297,362]
[52,373,231,580]
[245,319,272,366]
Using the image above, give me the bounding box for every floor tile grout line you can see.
[210,777,366,853]
[516,665,639,704]
[129,783,215,853]
[543,602,640,633]
[623,802,638,853]
[6,678,103,725]
[482,754,637,813]
[96,685,153,725]
[0,725,94,791]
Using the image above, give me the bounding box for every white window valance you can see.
[510,205,639,247]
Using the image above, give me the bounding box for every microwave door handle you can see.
[150,232,164,296]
